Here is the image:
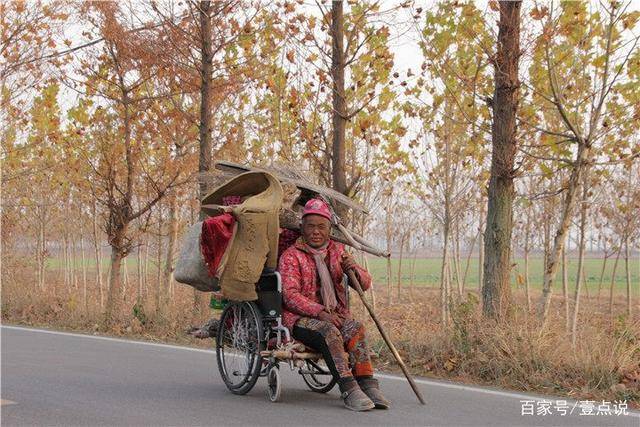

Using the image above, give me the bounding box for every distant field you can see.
[365,256,639,295]
[43,254,639,295]
[46,257,140,270]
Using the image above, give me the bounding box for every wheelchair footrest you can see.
[260,349,322,360]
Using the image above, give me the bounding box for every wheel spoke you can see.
[216,302,263,394]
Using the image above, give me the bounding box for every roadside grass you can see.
[2,265,638,407]
[356,289,640,407]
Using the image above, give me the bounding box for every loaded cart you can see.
[215,266,338,401]
[175,161,423,404]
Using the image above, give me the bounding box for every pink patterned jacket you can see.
[278,238,372,331]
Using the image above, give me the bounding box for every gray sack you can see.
[174,221,220,292]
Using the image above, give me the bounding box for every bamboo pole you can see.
[335,222,425,405]
[346,269,426,405]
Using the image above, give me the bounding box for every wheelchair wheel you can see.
[216,301,264,395]
[267,365,281,402]
[300,359,337,393]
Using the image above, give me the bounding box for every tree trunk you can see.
[163,196,178,310]
[440,222,450,326]
[539,145,590,324]
[478,207,484,294]
[156,212,164,317]
[330,0,348,205]
[40,211,46,290]
[63,231,69,288]
[385,197,392,304]
[571,176,588,346]
[445,255,452,322]
[66,230,72,288]
[624,237,631,316]
[541,195,553,313]
[363,255,376,310]
[523,209,531,311]
[543,201,551,276]
[453,222,462,297]
[410,249,418,301]
[582,267,589,298]
[198,0,213,211]
[35,206,46,290]
[562,247,569,330]
[192,287,204,318]
[143,241,150,300]
[35,214,40,289]
[136,242,143,305]
[80,229,88,313]
[195,0,213,314]
[104,228,127,328]
[396,233,405,301]
[523,249,531,313]
[482,0,521,319]
[71,229,78,290]
[608,246,622,316]
[122,254,128,300]
[596,253,608,303]
[91,201,104,309]
[101,68,141,318]
[386,257,392,304]
[462,229,478,294]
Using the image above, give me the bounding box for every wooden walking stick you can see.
[336,222,426,405]
[346,269,425,405]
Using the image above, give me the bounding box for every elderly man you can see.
[278,198,390,411]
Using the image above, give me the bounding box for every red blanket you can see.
[200,214,236,278]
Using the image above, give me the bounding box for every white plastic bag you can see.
[174,221,220,292]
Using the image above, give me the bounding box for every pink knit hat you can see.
[302,198,332,221]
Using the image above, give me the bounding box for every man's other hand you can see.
[341,252,358,272]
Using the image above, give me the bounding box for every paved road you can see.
[1,326,638,426]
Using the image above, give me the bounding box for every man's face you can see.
[302,214,331,248]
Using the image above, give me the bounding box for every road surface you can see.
[2,325,638,426]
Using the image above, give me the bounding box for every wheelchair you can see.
[215,271,340,402]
